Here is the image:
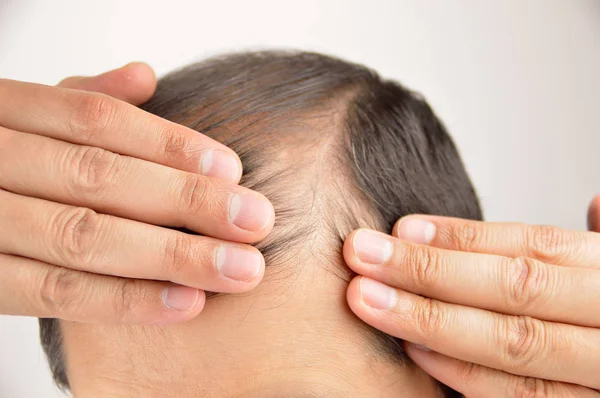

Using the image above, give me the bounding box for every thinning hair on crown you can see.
[39,50,482,397]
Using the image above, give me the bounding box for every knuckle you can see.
[68,146,120,198]
[39,268,80,316]
[177,174,214,215]
[413,297,447,339]
[456,361,481,387]
[57,207,101,266]
[515,377,549,398]
[407,245,443,289]
[528,225,572,263]
[506,257,549,312]
[449,221,482,252]
[158,127,194,164]
[503,315,547,370]
[111,279,143,323]
[68,93,115,141]
[162,233,193,277]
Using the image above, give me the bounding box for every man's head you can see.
[40,51,481,397]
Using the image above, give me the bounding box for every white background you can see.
[0,1,599,396]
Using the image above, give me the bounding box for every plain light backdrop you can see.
[1,1,599,396]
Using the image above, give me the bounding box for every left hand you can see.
[343,196,600,397]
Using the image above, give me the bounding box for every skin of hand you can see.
[344,194,600,397]
[0,63,274,325]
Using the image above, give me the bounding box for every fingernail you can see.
[216,245,263,281]
[353,230,393,265]
[228,194,272,231]
[360,278,396,309]
[396,218,436,244]
[161,286,199,311]
[199,150,240,182]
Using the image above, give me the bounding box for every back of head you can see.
[40,50,482,397]
[145,50,481,270]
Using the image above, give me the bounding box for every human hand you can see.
[0,63,274,325]
[344,198,600,396]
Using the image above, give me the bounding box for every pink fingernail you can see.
[353,230,393,265]
[199,150,240,182]
[161,286,199,311]
[216,245,263,281]
[360,277,396,310]
[228,193,273,232]
[396,218,436,244]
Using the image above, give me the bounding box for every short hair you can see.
[40,50,482,396]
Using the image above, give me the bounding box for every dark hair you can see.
[40,50,482,396]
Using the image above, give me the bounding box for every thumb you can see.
[587,194,600,232]
[57,62,157,105]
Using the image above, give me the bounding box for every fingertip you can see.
[351,229,394,266]
[56,75,85,88]
[118,62,157,104]
[183,288,206,317]
[214,244,265,288]
[342,229,361,266]
[198,149,243,184]
[393,215,422,237]
[233,154,244,184]
[587,194,600,232]
[57,62,157,105]
[347,276,398,327]
[403,342,443,378]
[392,218,403,238]
[251,192,276,239]
[155,288,206,325]
[161,285,204,312]
[346,276,365,313]
[393,215,437,245]
[193,289,206,312]
[251,247,266,284]
[404,341,433,356]
[403,343,471,396]
[228,191,276,241]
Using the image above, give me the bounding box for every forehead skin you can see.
[60,263,442,397]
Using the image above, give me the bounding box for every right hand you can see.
[0,63,274,325]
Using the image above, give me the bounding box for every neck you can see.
[62,265,444,398]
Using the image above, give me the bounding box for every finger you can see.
[344,229,600,327]
[0,189,265,292]
[0,128,274,242]
[57,62,157,105]
[347,277,600,389]
[0,79,241,182]
[392,215,600,269]
[587,194,600,232]
[404,344,599,398]
[0,253,205,324]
